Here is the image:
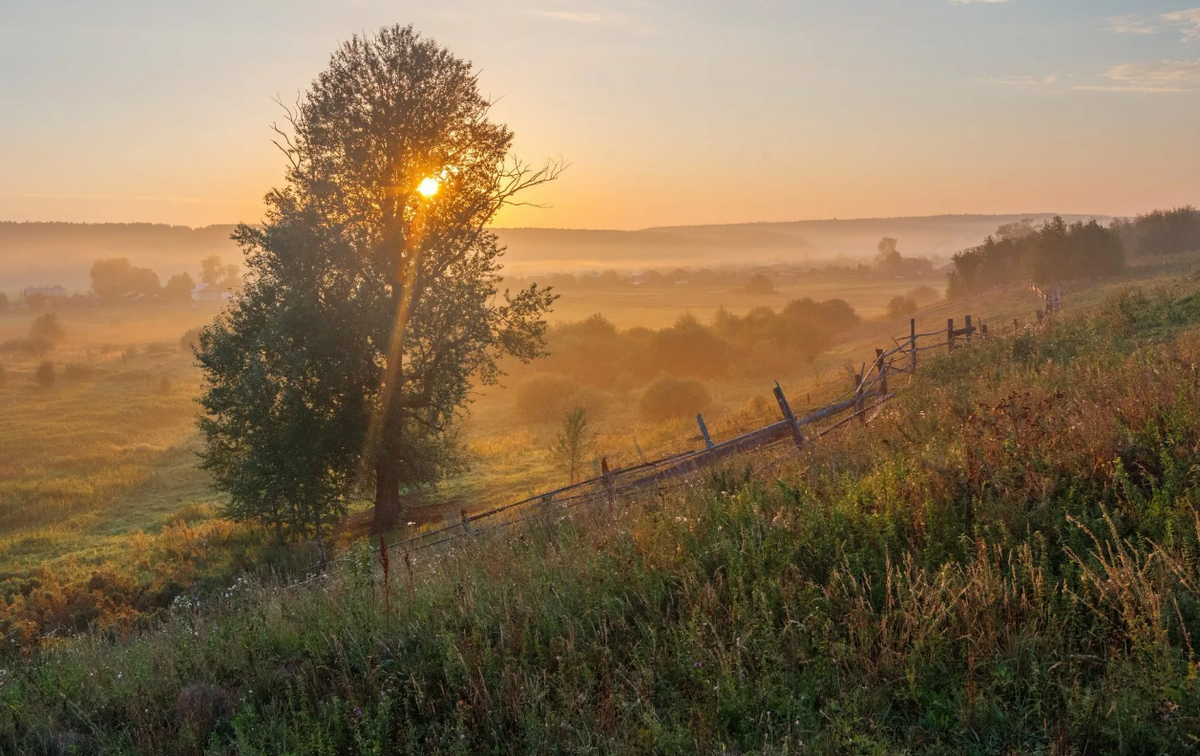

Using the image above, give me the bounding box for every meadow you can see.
[0,267,954,646]
[4,268,1200,752]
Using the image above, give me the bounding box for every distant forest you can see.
[947,207,1200,298]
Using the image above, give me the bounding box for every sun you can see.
[416,177,440,198]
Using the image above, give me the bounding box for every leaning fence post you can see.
[947,318,956,351]
[696,414,714,450]
[773,382,806,449]
[965,315,973,345]
[875,348,888,395]
[910,318,918,374]
[601,456,617,507]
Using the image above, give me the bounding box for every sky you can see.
[0,0,1198,230]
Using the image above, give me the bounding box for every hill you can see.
[0,214,1108,293]
[5,272,1199,753]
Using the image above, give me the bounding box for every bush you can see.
[30,312,66,347]
[906,284,941,306]
[180,327,204,352]
[638,375,712,422]
[515,374,588,424]
[743,273,775,295]
[34,360,56,387]
[63,363,95,381]
[886,296,918,321]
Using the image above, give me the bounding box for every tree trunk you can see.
[372,463,402,531]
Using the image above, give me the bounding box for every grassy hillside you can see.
[4,279,1200,753]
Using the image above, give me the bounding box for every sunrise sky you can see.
[1,0,1198,229]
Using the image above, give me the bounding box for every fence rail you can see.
[282,286,1063,587]
[369,309,1017,562]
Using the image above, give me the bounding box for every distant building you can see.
[193,283,233,302]
[22,285,68,301]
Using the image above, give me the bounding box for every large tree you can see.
[196,25,560,536]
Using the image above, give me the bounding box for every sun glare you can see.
[417,177,440,198]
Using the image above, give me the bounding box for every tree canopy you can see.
[196,25,560,538]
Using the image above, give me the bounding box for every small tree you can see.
[876,238,902,269]
[164,273,195,302]
[30,313,66,350]
[34,360,55,387]
[550,407,592,485]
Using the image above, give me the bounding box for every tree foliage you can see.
[1112,206,1200,258]
[947,216,1124,298]
[196,25,561,538]
[550,407,592,485]
[163,272,195,301]
[90,258,161,301]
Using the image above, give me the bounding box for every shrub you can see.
[63,363,95,381]
[180,327,204,352]
[638,375,712,422]
[34,360,56,387]
[906,284,941,306]
[743,273,775,295]
[515,374,585,424]
[30,312,66,347]
[886,295,918,321]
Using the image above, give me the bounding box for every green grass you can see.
[5,281,1200,753]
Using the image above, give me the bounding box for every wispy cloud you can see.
[1078,58,1200,93]
[1163,8,1200,41]
[1106,7,1200,42]
[982,74,1060,88]
[525,9,607,24]
[949,0,1009,4]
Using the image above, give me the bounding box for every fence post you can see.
[947,318,956,351]
[910,318,918,374]
[854,368,866,423]
[773,382,806,449]
[965,315,973,345]
[460,508,471,537]
[696,414,714,450]
[601,456,617,507]
[875,348,888,395]
[981,322,988,338]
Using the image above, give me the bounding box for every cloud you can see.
[983,74,1060,87]
[1162,8,1200,41]
[1106,7,1200,42]
[1078,58,1200,93]
[525,9,606,23]
[948,0,1009,4]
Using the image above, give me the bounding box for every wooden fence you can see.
[367,309,1007,562]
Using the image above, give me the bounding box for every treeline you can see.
[948,207,1200,298]
[512,298,860,423]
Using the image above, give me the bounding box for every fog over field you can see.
[0,213,1109,293]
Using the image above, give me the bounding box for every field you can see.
[5,262,1200,752]
[0,269,950,613]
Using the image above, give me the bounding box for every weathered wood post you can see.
[980,322,988,338]
[910,318,918,374]
[696,414,714,450]
[460,508,471,537]
[854,367,866,423]
[601,456,617,507]
[875,348,888,396]
[965,315,973,345]
[773,382,806,450]
[947,318,956,351]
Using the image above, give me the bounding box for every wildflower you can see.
[353,706,363,718]
[694,661,702,668]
